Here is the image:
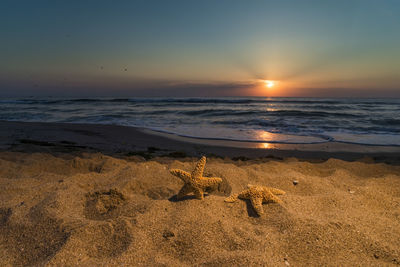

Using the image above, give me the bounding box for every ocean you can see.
[1,97,399,146]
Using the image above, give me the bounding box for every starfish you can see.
[225,184,285,216]
[170,156,223,200]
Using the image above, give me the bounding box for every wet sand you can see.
[0,121,400,266]
[1,121,400,163]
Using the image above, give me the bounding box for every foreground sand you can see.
[1,152,400,266]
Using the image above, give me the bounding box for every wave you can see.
[179,108,361,118]
[2,97,399,107]
[369,119,400,126]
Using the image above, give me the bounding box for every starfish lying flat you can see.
[225,184,285,216]
[170,156,223,200]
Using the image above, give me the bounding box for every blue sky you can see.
[1,0,400,97]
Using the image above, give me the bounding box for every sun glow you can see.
[264,80,275,88]
[256,79,283,96]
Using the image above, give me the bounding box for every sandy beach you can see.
[3,0,400,265]
[1,121,400,266]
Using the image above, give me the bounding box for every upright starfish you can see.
[225,184,285,216]
[170,156,223,200]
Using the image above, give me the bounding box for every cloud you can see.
[0,74,257,97]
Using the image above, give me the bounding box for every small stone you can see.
[162,230,175,239]
[284,259,290,266]
[349,190,355,194]
[293,180,298,185]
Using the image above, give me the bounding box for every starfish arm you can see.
[224,193,239,203]
[268,187,286,195]
[193,187,204,200]
[177,184,193,199]
[250,197,264,215]
[170,169,191,182]
[197,177,222,188]
[191,156,206,178]
[237,189,252,199]
[263,191,283,204]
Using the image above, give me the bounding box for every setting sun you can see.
[264,80,275,88]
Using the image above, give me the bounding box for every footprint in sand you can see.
[81,189,133,258]
[84,189,126,220]
[78,220,132,259]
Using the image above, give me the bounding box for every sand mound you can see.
[1,152,400,266]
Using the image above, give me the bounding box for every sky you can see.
[0,0,400,97]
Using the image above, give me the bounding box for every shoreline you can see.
[1,120,400,163]
[142,128,400,152]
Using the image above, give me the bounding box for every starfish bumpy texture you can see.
[225,184,285,216]
[170,156,223,200]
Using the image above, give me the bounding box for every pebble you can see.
[162,230,175,239]
[292,180,298,185]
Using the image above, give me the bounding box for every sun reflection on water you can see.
[259,143,270,149]
[253,131,278,149]
[258,131,274,140]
